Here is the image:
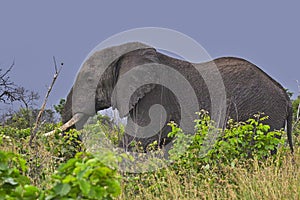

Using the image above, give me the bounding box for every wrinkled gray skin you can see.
[62,43,293,153]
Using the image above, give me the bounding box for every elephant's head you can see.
[57,42,160,132]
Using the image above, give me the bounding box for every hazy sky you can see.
[0,1,299,111]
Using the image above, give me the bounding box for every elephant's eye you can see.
[86,76,96,86]
[87,77,93,83]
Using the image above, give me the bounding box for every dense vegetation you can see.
[0,104,300,199]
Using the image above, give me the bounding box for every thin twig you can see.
[0,60,15,79]
[295,104,300,128]
[292,80,300,130]
[296,105,300,123]
[29,57,63,146]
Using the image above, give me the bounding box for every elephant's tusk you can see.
[43,113,85,136]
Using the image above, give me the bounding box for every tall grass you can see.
[119,153,299,200]
[1,114,299,199]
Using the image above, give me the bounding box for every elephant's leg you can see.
[226,96,288,155]
[264,117,286,155]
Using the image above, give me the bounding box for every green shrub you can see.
[58,128,83,159]
[3,108,56,129]
[53,99,66,118]
[0,126,31,139]
[0,132,122,200]
[168,110,285,170]
[46,152,121,200]
[0,140,43,200]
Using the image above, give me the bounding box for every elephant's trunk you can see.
[44,113,85,136]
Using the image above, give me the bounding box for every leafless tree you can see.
[0,62,40,126]
[0,61,39,107]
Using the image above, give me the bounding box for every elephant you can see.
[47,42,293,153]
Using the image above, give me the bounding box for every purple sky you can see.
[0,1,299,111]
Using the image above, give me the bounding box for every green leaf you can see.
[78,179,91,195]
[62,175,76,183]
[58,158,77,172]
[16,157,27,172]
[0,162,8,171]
[54,183,71,196]
[45,194,55,200]
[23,185,40,197]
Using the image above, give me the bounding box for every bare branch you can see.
[29,57,63,146]
[53,56,58,73]
[0,61,28,105]
[0,60,14,79]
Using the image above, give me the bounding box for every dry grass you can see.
[119,153,300,200]
[1,127,299,199]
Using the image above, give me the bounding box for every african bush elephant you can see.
[48,42,293,153]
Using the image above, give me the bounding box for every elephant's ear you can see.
[111,48,158,118]
[113,84,157,119]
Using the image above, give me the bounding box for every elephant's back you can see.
[213,57,285,89]
[212,57,290,124]
[157,53,290,125]
[213,57,289,101]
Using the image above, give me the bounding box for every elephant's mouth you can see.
[44,112,86,136]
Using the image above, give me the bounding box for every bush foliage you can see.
[168,110,285,170]
[0,108,298,199]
